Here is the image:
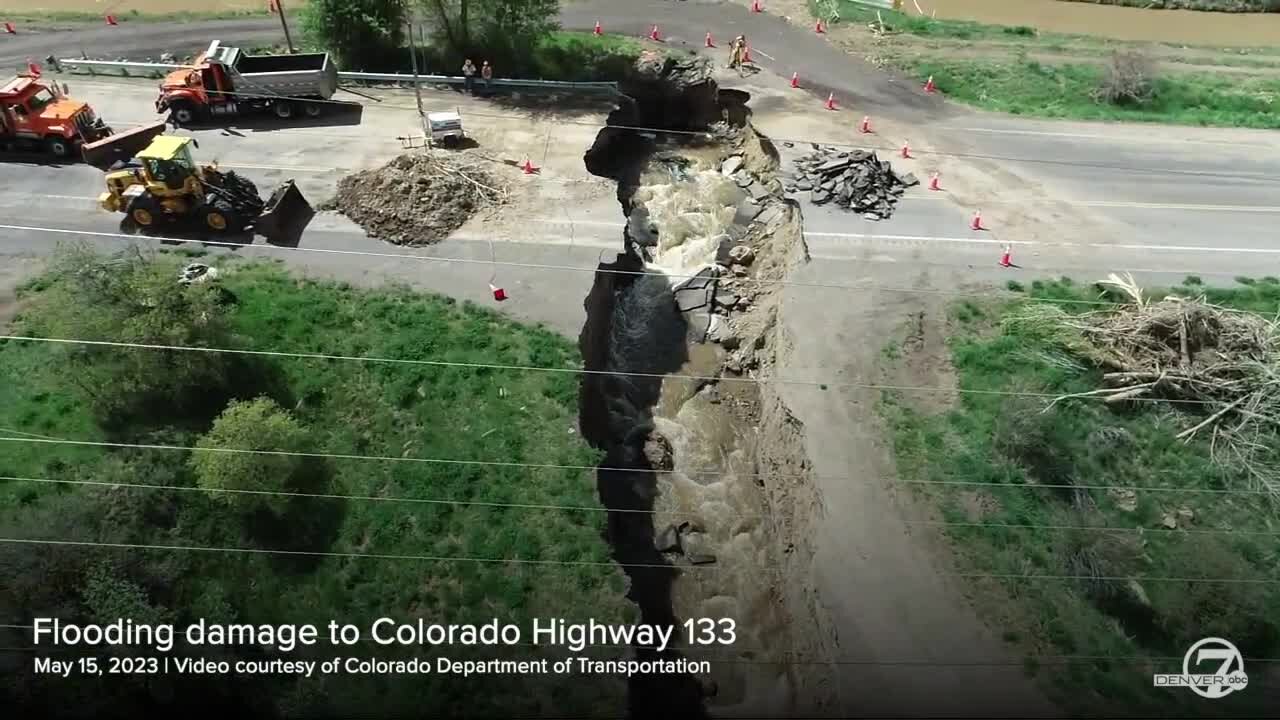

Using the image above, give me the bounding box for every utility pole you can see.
[272,0,296,53]
[405,4,425,121]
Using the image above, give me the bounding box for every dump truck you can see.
[1,73,116,159]
[156,40,339,125]
[95,133,314,245]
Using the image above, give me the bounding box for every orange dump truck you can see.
[156,40,339,125]
[0,73,113,159]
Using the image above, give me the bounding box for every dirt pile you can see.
[784,146,919,220]
[325,153,507,246]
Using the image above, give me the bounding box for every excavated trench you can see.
[578,54,836,718]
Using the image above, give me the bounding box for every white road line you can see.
[891,196,1280,212]
[532,219,624,228]
[752,48,777,61]
[4,222,1279,258]
[940,126,1255,148]
[802,230,1280,255]
[1074,201,1280,213]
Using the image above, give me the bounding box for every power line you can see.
[2,537,1275,583]
[0,222,1139,309]
[1,432,1272,495]
[4,474,1276,538]
[106,79,1280,184]
[0,334,1230,407]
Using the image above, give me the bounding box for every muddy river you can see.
[911,0,1280,44]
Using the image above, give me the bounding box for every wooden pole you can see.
[274,0,296,53]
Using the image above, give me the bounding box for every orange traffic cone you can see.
[971,210,985,231]
[790,72,799,89]
[522,158,538,175]
[3,22,15,34]
[923,75,936,93]
[105,14,117,25]
[25,58,41,77]
[825,93,836,110]
[593,20,602,36]
[860,115,872,134]
[648,25,661,42]
[999,245,1012,268]
[928,172,940,191]
[815,19,825,34]
[752,0,763,12]
[742,44,753,63]
[900,141,912,159]
[490,284,507,301]
[705,32,715,48]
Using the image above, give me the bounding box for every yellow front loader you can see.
[95,130,313,245]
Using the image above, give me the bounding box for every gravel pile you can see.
[784,146,919,220]
[323,153,506,246]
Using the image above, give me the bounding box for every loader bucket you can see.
[254,180,314,246]
[81,120,168,170]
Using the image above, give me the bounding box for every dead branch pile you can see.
[325,152,508,246]
[1013,273,1280,499]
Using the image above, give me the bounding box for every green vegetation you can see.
[301,0,405,70]
[523,30,645,82]
[810,0,1280,128]
[191,398,310,516]
[0,246,627,716]
[294,0,642,79]
[882,276,1280,716]
[911,57,1280,128]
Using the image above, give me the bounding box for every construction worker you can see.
[481,60,493,91]
[461,59,477,93]
[728,35,746,69]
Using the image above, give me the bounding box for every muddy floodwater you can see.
[910,0,1280,44]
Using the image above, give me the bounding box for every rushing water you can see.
[909,0,1280,43]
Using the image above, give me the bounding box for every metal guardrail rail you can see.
[51,58,619,92]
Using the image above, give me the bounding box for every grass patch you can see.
[881,277,1280,716]
[527,30,646,82]
[0,248,627,716]
[810,0,1280,127]
[902,57,1280,128]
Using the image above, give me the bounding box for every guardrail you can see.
[52,59,619,92]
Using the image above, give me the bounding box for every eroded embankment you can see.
[577,53,838,717]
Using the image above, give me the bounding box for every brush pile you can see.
[326,153,507,246]
[1015,273,1280,498]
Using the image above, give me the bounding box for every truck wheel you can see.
[201,200,242,234]
[169,102,199,127]
[273,102,295,119]
[303,102,322,118]
[127,196,160,228]
[45,136,72,158]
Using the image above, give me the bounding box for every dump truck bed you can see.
[218,45,337,100]
[80,120,168,170]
